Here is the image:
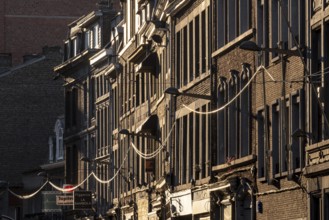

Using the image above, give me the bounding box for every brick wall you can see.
[0,0,98,65]
[0,46,64,185]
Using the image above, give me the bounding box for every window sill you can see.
[179,72,210,93]
[211,28,255,58]
[212,154,257,172]
[304,161,329,177]
[257,176,266,183]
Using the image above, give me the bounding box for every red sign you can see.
[63,184,74,194]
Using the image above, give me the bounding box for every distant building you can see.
[0,0,98,65]
[54,5,120,219]
[0,46,64,219]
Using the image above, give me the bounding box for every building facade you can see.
[54,0,329,219]
[0,46,65,219]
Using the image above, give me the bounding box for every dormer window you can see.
[64,40,70,61]
[72,37,79,57]
[85,24,101,49]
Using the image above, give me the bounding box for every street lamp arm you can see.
[239,41,301,57]
[262,47,300,57]
[119,129,161,143]
[164,87,213,100]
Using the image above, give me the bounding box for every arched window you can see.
[55,119,64,161]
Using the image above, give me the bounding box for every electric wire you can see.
[182,65,275,115]
[92,147,131,185]
[130,121,176,159]
[8,180,49,200]
[48,172,93,193]
[278,0,329,130]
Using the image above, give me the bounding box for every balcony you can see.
[305,139,329,177]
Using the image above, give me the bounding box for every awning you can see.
[136,114,159,136]
[136,52,157,73]
[128,44,149,63]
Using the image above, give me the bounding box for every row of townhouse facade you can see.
[54,0,329,219]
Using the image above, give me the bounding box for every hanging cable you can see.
[130,121,176,159]
[49,173,93,192]
[182,65,275,115]
[92,146,131,184]
[8,180,49,200]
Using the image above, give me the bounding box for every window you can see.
[72,37,79,57]
[257,107,267,179]
[311,26,329,143]
[175,104,210,185]
[256,0,269,66]
[175,7,210,89]
[64,41,70,61]
[271,89,304,177]
[85,24,101,49]
[270,0,304,58]
[216,65,251,165]
[216,0,251,48]
[217,78,228,164]
[56,125,64,160]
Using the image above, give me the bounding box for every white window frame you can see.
[55,120,64,161]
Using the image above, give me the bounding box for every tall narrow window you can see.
[272,101,280,175]
[216,0,251,49]
[189,21,194,82]
[183,27,188,86]
[195,15,200,78]
[240,65,250,157]
[201,10,206,73]
[228,71,239,158]
[176,32,181,88]
[195,110,200,180]
[257,107,266,179]
[280,98,289,173]
[217,78,227,164]
[182,115,187,184]
[271,0,279,58]
[136,75,140,106]
[188,114,193,180]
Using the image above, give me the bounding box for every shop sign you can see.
[56,195,73,206]
[41,191,62,213]
[73,191,92,210]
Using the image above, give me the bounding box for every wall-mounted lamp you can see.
[239,41,300,57]
[149,20,170,32]
[164,87,213,101]
[151,34,163,44]
[119,129,161,143]
[291,128,314,143]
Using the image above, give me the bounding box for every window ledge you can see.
[174,183,192,191]
[212,154,256,172]
[211,28,255,58]
[304,161,329,177]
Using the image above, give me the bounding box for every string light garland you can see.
[8,180,49,200]
[183,65,275,115]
